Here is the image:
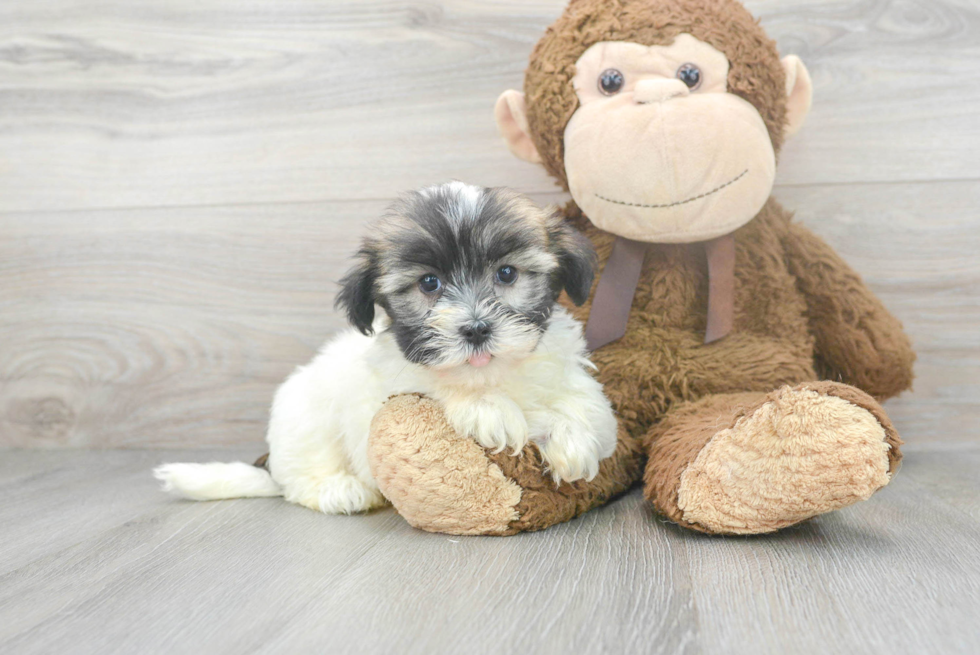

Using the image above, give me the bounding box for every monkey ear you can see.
[334,253,377,335]
[548,218,597,306]
[495,90,543,164]
[782,55,813,138]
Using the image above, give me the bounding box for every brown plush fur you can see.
[563,198,915,442]
[560,194,913,529]
[782,225,915,398]
[366,0,915,535]
[491,423,644,534]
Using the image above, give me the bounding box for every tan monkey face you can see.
[563,34,776,243]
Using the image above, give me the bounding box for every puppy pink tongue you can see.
[468,352,492,368]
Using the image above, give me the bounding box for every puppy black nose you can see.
[460,320,492,346]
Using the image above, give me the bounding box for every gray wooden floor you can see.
[1,444,979,655]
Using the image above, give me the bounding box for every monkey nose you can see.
[460,320,492,347]
[633,78,690,104]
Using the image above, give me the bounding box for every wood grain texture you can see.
[1,0,978,448]
[0,0,978,212]
[1,446,978,654]
[0,203,373,447]
[3,182,977,447]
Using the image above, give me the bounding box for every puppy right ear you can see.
[335,251,377,335]
[547,216,597,306]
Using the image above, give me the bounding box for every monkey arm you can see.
[781,221,915,400]
[368,394,644,535]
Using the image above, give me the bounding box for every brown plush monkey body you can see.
[566,199,910,533]
[367,0,915,535]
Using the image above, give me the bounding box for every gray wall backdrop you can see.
[1,0,978,448]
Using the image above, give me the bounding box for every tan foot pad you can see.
[677,387,894,534]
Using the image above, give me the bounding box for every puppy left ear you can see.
[548,218,597,306]
[335,250,378,335]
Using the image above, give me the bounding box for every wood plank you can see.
[0,0,978,213]
[763,0,980,186]
[0,453,410,654]
[257,495,697,655]
[0,448,978,654]
[0,448,262,575]
[898,442,980,521]
[0,202,375,447]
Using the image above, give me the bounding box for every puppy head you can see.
[336,182,596,369]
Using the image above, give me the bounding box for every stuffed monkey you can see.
[367,0,915,535]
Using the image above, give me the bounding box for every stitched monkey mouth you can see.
[594,169,749,209]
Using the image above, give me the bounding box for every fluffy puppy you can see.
[154,182,618,514]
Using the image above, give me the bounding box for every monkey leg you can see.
[644,381,903,535]
[367,394,644,536]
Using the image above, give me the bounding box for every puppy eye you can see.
[598,69,624,96]
[495,265,518,285]
[676,63,702,90]
[419,274,442,294]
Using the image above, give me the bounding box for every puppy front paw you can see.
[445,395,528,454]
[537,421,603,484]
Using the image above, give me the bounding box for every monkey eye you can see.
[495,265,518,285]
[676,63,702,90]
[598,69,625,96]
[419,274,442,294]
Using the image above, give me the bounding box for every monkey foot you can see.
[647,382,903,535]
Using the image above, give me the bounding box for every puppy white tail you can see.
[153,462,282,501]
